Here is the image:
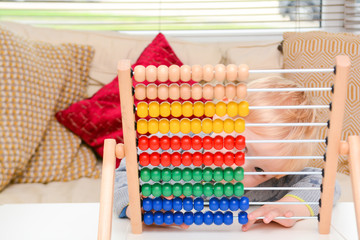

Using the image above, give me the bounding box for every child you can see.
[113,76,341,231]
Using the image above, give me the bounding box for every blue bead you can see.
[238,211,248,225]
[183,197,193,211]
[209,198,220,211]
[162,198,173,211]
[214,212,223,225]
[239,196,249,211]
[174,212,184,225]
[164,211,174,225]
[194,198,204,211]
[203,211,214,225]
[142,198,153,211]
[229,197,239,211]
[143,212,154,225]
[153,197,163,211]
[184,212,194,225]
[219,197,230,211]
[223,211,233,225]
[194,212,204,225]
[154,211,164,225]
[173,197,183,211]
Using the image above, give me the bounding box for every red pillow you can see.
[56,33,187,167]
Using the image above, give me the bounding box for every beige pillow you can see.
[282,31,360,175]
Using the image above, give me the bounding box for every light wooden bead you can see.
[169,83,180,100]
[203,84,214,100]
[191,84,202,100]
[158,84,169,100]
[134,84,146,100]
[115,143,125,159]
[134,65,146,82]
[169,65,180,82]
[157,65,168,82]
[192,65,203,82]
[180,65,191,82]
[146,65,157,82]
[180,84,191,100]
[225,84,237,100]
[226,64,238,81]
[215,64,226,82]
[236,83,247,100]
[238,64,249,81]
[214,84,225,100]
[339,141,349,155]
[146,84,158,100]
[203,64,214,82]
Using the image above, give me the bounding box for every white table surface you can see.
[0,202,357,240]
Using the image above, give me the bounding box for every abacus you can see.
[97,56,360,239]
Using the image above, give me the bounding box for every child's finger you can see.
[242,207,268,231]
[263,209,281,224]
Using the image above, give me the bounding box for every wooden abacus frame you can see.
[97,56,360,240]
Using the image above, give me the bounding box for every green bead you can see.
[182,168,193,182]
[202,167,213,182]
[140,168,151,182]
[213,183,224,197]
[193,183,203,197]
[234,182,244,196]
[151,168,161,182]
[234,167,244,181]
[183,183,193,197]
[213,167,223,182]
[172,183,182,197]
[152,183,162,197]
[223,167,234,182]
[142,184,152,197]
[172,168,182,181]
[162,168,172,182]
[224,183,234,196]
[162,183,172,197]
[192,168,203,181]
[203,183,213,197]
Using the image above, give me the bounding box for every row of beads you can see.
[138,135,246,151]
[143,210,248,226]
[141,182,244,197]
[134,64,249,83]
[134,83,247,101]
[140,167,244,182]
[136,101,249,118]
[139,152,245,167]
[137,118,245,134]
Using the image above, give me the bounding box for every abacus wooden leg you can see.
[98,139,116,240]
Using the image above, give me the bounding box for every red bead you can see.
[171,152,182,166]
[224,136,234,150]
[203,152,213,166]
[235,135,245,150]
[213,152,224,166]
[202,136,213,150]
[234,152,245,166]
[182,152,192,166]
[161,152,171,167]
[171,136,181,150]
[192,136,202,150]
[160,136,171,150]
[213,136,223,150]
[181,136,192,150]
[138,136,148,151]
[149,136,160,150]
[150,152,160,166]
[193,152,203,166]
[139,152,150,166]
[224,152,234,166]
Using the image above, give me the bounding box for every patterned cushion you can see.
[282,31,360,175]
[0,26,100,190]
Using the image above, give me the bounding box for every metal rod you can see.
[247,87,332,92]
[249,68,333,74]
[249,105,330,110]
[245,156,324,160]
[244,187,320,191]
[244,171,321,175]
[254,216,317,220]
[249,202,319,205]
[246,122,328,127]
[246,139,326,143]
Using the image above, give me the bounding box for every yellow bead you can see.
[148,101,160,118]
[215,102,227,117]
[227,101,238,117]
[170,119,180,134]
[180,118,191,134]
[148,119,159,134]
[213,118,224,133]
[193,101,204,117]
[234,118,245,133]
[136,102,148,118]
[191,119,202,134]
[159,119,170,134]
[182,101,193,117]
[137,119,148,134]
[224,118,234,133]
[171,101,182,117]
[204,102,216,117]
[160,102,171,117]
[238,101,249,117]
[202,118,213,134]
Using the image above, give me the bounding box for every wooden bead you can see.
[134,65,145,82]
[191,84,202,100]
[214,84,225,100]
[180,65,191,82]
[180,83,191,100]
[169,65,180,82]
[158,84,169,100]
[236,83,247,100]
[146,84,157,100]
[226,64,238,81]
[225,84,237,100]
[134,84,146,100]
[339,141,349,155]
[238,64,249,81]
[215,64,226,82]
[203,84,214,100]
[146,65,157,82]
[115,143,125,159]
[192,65,203,82]
[157,65,168,82]
[203,64,214,82]
[169,83,180,100]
